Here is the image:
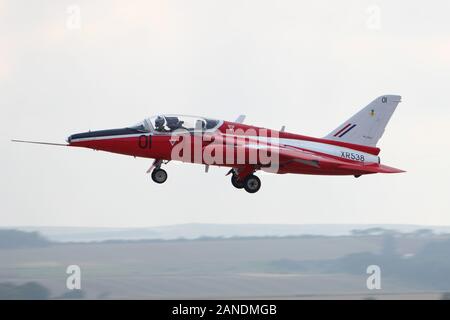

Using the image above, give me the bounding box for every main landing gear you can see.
[231,174,244,189]
[242,175,261,193]
[148,159,168,184]
[230,170,261,193]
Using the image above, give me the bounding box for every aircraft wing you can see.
[270,145,350,168]
[239,142,404,174]
[208,135,404,174]
[205,135,330,167]
[276,146,405,173]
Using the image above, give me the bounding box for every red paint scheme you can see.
[219,121,381,155]
[69,118,402,177]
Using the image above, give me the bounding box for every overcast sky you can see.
[1,0,450,227]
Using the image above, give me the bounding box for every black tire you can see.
[151,168,167,184]
[231,175,245,189]
[243,175,261,193]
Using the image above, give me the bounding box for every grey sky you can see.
[1,0,450,227]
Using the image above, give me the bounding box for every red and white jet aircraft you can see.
[14,95,404,193]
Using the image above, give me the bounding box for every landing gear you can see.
[231,174,245,189]
[151,168,167,184]
[243,174,261,193]
[147,159,168,184]
[228,168,261,193]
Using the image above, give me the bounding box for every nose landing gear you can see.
[147,159,169,184]
[151,168,168,184]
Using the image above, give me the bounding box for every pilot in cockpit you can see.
[154,116,168,132]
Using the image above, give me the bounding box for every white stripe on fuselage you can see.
[71,132,380,164]
[278,138,379,164]
[224,135,379,164]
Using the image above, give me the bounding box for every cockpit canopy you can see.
[130,115,221,134]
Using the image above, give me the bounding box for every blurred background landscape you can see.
[1,224,450,299]
[2,0,450,301]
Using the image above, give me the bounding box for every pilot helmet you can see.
[155,116,165,128]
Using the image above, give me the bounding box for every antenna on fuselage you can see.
[234,115,246,124]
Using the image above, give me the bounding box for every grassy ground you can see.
[0,235,447,299]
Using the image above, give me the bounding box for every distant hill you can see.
[0,229,51,249]
[5,224,450,243]
[267,236,450,290]
[0,282,51,299]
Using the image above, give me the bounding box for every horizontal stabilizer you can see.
[338,163,405,174]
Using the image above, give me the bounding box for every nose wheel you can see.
[147,159,168,184]
[151,168,167,184]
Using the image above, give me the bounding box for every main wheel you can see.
[243,175,261,193]
[151,168,167,184]
[231,175,245,189]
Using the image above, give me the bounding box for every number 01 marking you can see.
[138,135,152,149]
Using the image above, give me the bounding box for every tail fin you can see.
[325,95,401,147]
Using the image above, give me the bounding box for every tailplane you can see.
[325,95,401,147]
